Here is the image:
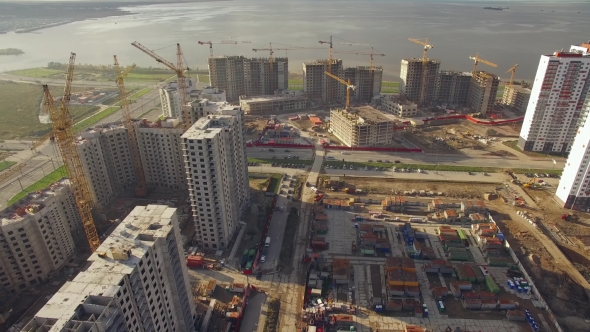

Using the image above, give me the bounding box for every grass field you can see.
[0,81,99,139]
[8,67,63,78]
[324,160,562,175]
[73,106,120,132]
[381,81,399,94]
[128,88,151,101]
[8,166,66,205]
[0,161,16,172]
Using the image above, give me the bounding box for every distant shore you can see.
[0,48,24,56]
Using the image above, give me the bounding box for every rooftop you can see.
[0,179,70,226]
[402,58,440,64]
[31,205,175,327]
[439,70,472,77]
[332,106,393,124]
[239,94,306,103]
[304,59,342,65]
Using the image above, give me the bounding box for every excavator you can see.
[522,178,537,189]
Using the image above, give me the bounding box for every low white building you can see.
[239,94,308,115]
[382,95,418,117]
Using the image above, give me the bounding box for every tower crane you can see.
[324,71,355,109]
[42,53,100,252]
[114,55,147,197]
[198,40,251,57]
[469,53,497,75]
[132,41,191,130]
[409,38,434,106]
[252,43,277,93]
[319,36,335,102]
[335,47,385,70]
[506,63,518,88]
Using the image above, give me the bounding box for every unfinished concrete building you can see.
[208,56,287,101]
[329,106,395,147]
[21,205,197,332]
[467,71,499,114]
[435,71,472,106]
[382,95,418,117]
[344,66,383,103]
[303,59,345,103]
[182,107,249,249]
[0,180,80,295]
[400,58,440,105]
[239,94,308,115]
[502,85,531,113]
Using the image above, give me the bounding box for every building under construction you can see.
[303,59,345,103]
[208,56,288,101]
[467,71,499,114]
[502,85,531,113]
[329,106,395,147]
[435,70,472,107]
[400,58,440,105]
[344,66,383,103]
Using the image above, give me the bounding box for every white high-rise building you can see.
[555,111,590,211]
[518,46,590,153]
[0,180,79,295]
[159,79,198,118]
[21,205,197,332]
[182,106,249,249]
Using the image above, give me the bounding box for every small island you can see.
[0,48,24,56]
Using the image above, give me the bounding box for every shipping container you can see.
[464,265,477,282]
[485,275,500,294]
[471,265,485,282]
[462,299,482,310]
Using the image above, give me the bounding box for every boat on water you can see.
[483,6,507,10]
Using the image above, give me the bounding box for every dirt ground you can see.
[244,119,269,141]
[318,176,590,331]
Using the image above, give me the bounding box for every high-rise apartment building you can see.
[502,85,531,113]
[344,66,383,103]
[21,205,197,332]
[435,71,472,106]
[518,48,590,152]
[555,115,590,211]
[208,56,288,101]
[182,107,249,249]
[159,79,198,118]
[400,58,440,105]
[0,180,79,295]
[303,59,345,103]
[466,71,499,115]
[329,107,395,147]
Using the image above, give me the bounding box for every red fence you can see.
[323,145,423,153]
[465,116,524,125]
[247,142,314,149]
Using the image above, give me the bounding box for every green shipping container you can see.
[487,258,508,267]
[472,265,485,283]
[451,253,469,262]
[485,275,500,294]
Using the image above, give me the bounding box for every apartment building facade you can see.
[239,94,308,115]
[329,107,395,147]
[182,107,249,249]
[518,49,590,152]
[21,205,197,332]
[303,59,345,103]
[400,58,440,106]
[466,71,499,115]
[208,56,287,101]
[381,96,418,117]
[344,66,383,103]
[435,71,472,106]
[502,85,531,113]
[159,79,198,118]
[0,180,79,295]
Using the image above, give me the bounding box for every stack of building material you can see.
[487,257,514,267]
[406,325,426,332]
[314,213,328,221]
[386,257,402,272]
[359,223,373,234]
[414,306,423,318]
[402,299,420,311]
[464,265,477,282]
[311,236,327,250]
[361,233,377,246]
[436,225,453,235]
[462,299,482,310]
[387,284,405,297]
[313,205,325,214]
[315,221,328,235]
[498,299,517,310]
[386,300,403,311]
[403,272,419,287]
[479,291,496,301]
[457,281,473,291]
[405,286,420,297]
[480,298,497,309]
[387,271,404,287]
[506,310,526,321]
[332,259,350,285]
[470,264,485,282]
[373,224,386,233]
[431,287,448,300]
[484,248,503,257]
[449,282,461,298]
[455,265,469,281]
[423,264,439,274]
[485,275,500,294]
[421,247,437,260]
[469,213,487,223]
[407,241,422,259]
[481,237,503,250]
[440,264,454,274]
[375,237,391,252]
[382,197,392,210]
[444,241,465,251]
[449,248,469,261]
[401,258,416,272]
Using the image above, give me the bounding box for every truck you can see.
[265,237,271,247]
[230,283,246,293]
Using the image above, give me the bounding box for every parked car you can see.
[394,160,401,163]
[260,255,266,263]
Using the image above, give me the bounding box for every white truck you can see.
[265,236,271,247]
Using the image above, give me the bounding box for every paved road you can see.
[247,148,314,161]
[0,72,159,88]
[239,292,267,332]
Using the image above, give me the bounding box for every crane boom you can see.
[132,41,191,130]
[44,53,100,252]
[199,40,251,57]
[114,55,147,197]
[409,38,434,106]
[335,47,385,70]
[252,43,277,93]
[506,63,518,87]
[469,53,497,75]
[324,71,355,109]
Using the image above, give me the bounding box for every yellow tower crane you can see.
[132,42,192,130]
[324,71,355,109]
[469,53,497,75]
[319,36,335,102]
[335,47,385,71]
[42,53,100,251]
[506,63,518,88]
[252,43,278,93]
[408,38,434,106]
[114,55,147,197]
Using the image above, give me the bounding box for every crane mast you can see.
[319,36,334,102]
[469,53,497,75]
[131,41,192,130]
[114,55,147,197]
[324,71,355,109]
[506,63,518,88]
[252,43,277,93]
[43,53,100,252]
